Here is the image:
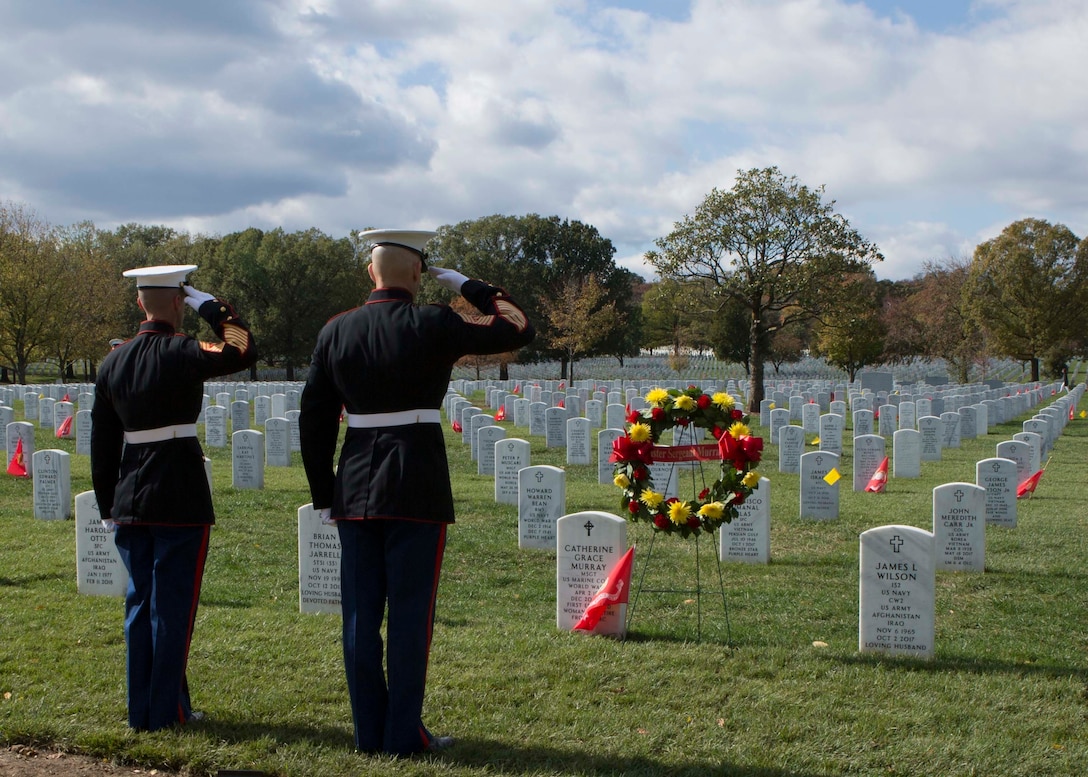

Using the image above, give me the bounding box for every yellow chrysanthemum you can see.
[668,500,692,525]
[628,422,651,442]
[712,392,734,410]
[698,502,724,520]
[674,395,695,411]
[614,473,631,489]
[645,388,670,406]
[729,421,750,439]
[742,471,760,488]
[639,489,664,509]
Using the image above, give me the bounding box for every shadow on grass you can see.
[440,738,833,777]
[836,651,1088,681]
[0,571,67,587]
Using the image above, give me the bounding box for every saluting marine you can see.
[91,264,257,731]
[300,229,535,756]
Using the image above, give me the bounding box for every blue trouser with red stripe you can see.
[337,519,447,755]
[114,524,210,731]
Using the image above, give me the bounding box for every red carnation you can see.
[741,435,763,465]
[711,425,723,440]
[733,490,746,505]
[698,487,710,500]
[731,408,744,420]
[653,514,670,529]
[676,417,690,426]
[651,407,666,421]
[626,408,642,424]
[610,435,654,464]
[628,500,640,514]
[632,466,649,481]
[697,394,711,409]
[687,515,701,529]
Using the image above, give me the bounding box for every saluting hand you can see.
[427,266,469,295]
[182,284,216,311]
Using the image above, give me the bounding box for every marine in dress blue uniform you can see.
[91,265,257,731]
[299,230,535,756]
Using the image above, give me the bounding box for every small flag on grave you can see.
[452,419,462,433]
[56,415,73,438]
[495,405,506,421]
[573,546,634,632]
[6,438,28,478]
[865,456,889,493]
[1017,470,1043,499]
[824,468,841,486]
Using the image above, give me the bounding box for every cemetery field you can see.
[2,397,1088,776]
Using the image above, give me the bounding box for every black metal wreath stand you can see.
[623,427,733,644]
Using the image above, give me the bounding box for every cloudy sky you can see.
[1,0,1085,281]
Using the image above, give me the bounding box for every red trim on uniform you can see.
[418,523,446,752]
[176,525,211,725]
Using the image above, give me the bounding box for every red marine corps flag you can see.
[494,405,506,421]
[6,438,28,477]
[1017,470,1043,499]
[573,547,634,632]
[55,415,73,438]
[865,457,889,493]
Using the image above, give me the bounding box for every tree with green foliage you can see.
[810,272,887,381]
[0,203,67,383]
[964,218,1088,382]
[647,167,882,411]
[201,227,365,379]
[431,214,641,377]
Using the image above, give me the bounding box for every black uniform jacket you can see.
[299,280,535,523]
[91,299,257,525]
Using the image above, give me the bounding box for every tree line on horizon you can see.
[3,167,1087,407]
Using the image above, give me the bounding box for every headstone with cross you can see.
[933,482,985,572]
[859,524,935,658]
[517,465,566,550]
[800,451,839,520]
[720,476,771,563]
[976,457,1017,528]
[555,511,628,637]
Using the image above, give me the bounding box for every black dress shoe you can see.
[426,735,455,753]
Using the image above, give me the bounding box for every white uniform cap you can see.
[357,229,437,254]
[122,264,198,288]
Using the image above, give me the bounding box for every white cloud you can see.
[1,0,1087,277]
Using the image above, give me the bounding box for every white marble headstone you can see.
[477,425,506,475]
[204,405,227,448]
[852,434,885,492]
[297,503,341,614]
[859,525,935,659]
[556,511,627,637]
[518,465,565,549]
[799,451,839,520]
[32,448,71,519]
[495,438,531,504]
[917,416,942,461]
[719,477,770,563]
[75,491,128,596]
[892,429,921,479]
[933,482,985,572]
[976,457,1016,528]
[232,429,265,489]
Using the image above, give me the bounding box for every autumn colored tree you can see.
[540,274,622,384]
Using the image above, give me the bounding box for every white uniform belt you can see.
[346,409,441,428]
[124,423,199,444]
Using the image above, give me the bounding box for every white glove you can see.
[183,285,216,311]
[100,519,118,531]
[428,266,469,295]
[319,507,335,525]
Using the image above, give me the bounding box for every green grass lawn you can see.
[2,391,1087,776]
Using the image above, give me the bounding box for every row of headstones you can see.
[68,493,630,638]
[460,383,1082,572]
[17,428,281,520]
[858,385,1084,659]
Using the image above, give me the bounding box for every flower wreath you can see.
[610,386,764,538]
